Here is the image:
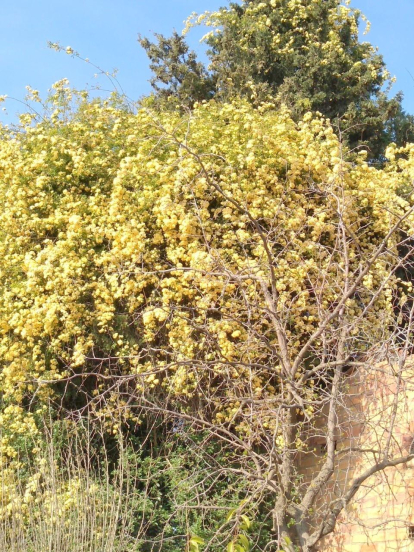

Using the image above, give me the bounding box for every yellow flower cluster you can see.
[0,88,412,446]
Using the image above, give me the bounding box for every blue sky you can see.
[1,0,413,121]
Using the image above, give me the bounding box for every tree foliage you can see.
[139,0,414,157]
[138,31,215,107]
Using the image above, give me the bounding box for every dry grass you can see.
[0,420,145,552]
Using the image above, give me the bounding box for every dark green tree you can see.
[138,31,215,108]
[139,0,414,156]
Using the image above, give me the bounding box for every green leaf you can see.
[237,534,250,551]
[227,499,248,522]
[227,541,235,552]
[190,536,205,545]
[226,508,237,522]
[189,535,204,552]
[240,514,251,530]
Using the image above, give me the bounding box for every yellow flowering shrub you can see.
[0,87,413,444]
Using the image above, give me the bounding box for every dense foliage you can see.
[138,31,215,107]
[139,0,414,157]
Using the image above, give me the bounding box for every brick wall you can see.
[298,360,414,551]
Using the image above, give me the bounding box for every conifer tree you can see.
[139,0,414,157]
[138,31,215,107]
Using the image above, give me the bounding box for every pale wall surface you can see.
[298,360,414,551]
